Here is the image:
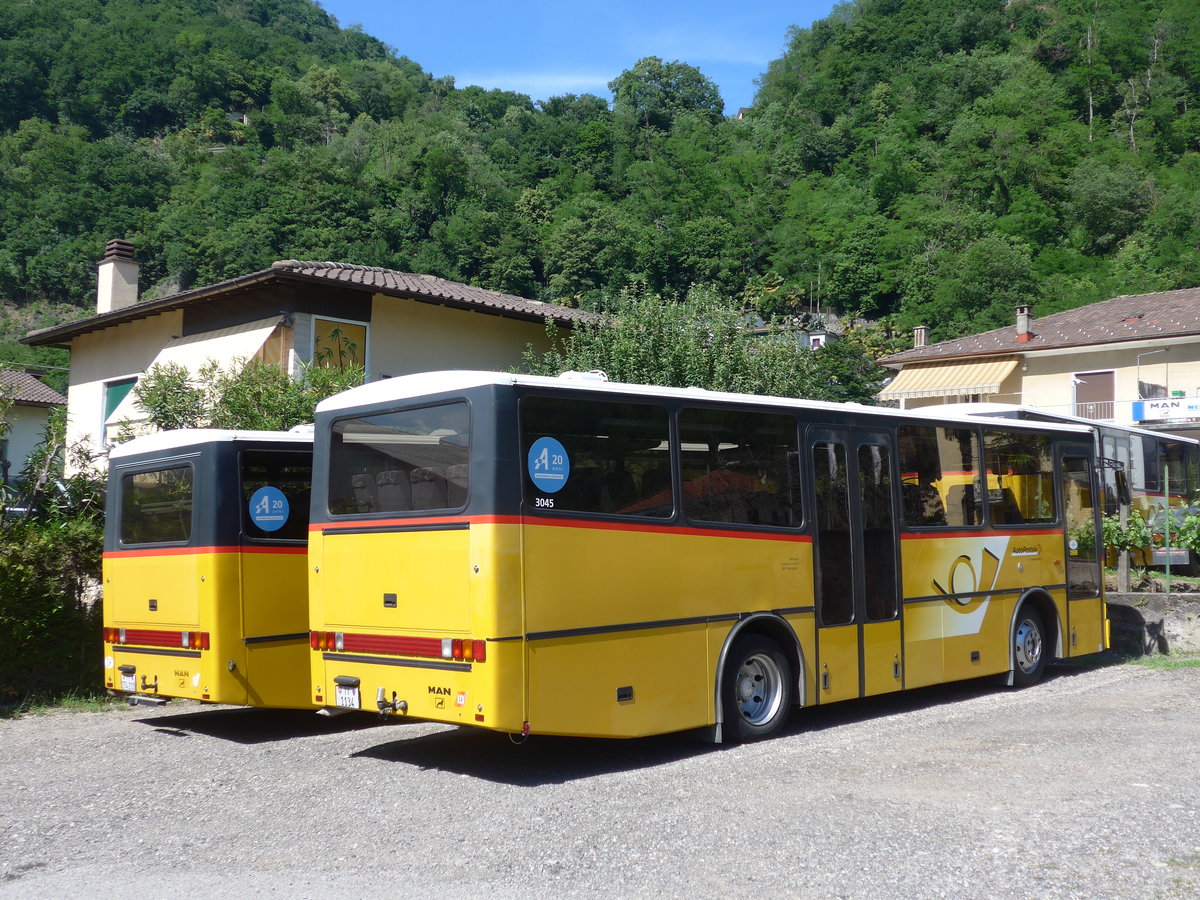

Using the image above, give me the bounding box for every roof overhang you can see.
[879,357,1020,401]
[22,264,588,349]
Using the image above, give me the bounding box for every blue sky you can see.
[319,0,840,113]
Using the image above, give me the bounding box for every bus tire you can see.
[1011,606,1047,687]
[722,633,792,742]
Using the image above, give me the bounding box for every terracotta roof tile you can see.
[24,261,595,348]
[270,260,585,323]
[0,369,67,406]
[881,286,1200,366]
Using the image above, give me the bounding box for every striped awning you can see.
[879,357,1020,401]
[104,317,283,430]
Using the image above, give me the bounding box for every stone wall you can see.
[1106,594,1200,656]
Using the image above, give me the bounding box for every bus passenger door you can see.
[1060,445,1105,656]
[810,429,903,703]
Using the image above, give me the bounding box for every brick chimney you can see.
[96,239,139,314]
[913,325,928,348]
[1016,304,1033,343]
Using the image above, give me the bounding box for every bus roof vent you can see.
[558,370,609,383]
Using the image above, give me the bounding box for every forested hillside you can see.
[2,0,1199,369]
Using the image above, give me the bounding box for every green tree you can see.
[131,359,364,433]
[0,407,105,704]
[522,284,885,402]
[609,57,724,130]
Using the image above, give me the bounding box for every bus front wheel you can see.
[1011,606,1047,687]
[721,634,792,742]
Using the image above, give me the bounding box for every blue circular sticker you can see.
[249,486,289,532]
[528,437,570,494]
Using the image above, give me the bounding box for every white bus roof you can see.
[938,402,1200,445]
[316,371,1096,436]
[108,427,313,460]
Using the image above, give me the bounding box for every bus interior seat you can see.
[351,473,378,512]
[990,487,1025,524]
[603,469,638,511]
[376,469,413,511]
[446,464,468,508]
[562,466,603,511]
[902,482,946,526]
[410,466,448,509]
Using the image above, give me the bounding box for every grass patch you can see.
[0,691,121,719]
[1128,653,1200,670]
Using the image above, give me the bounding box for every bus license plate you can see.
[120,673,136,692]
[335,685,360,709]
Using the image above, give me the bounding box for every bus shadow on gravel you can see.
[134,707,400,744]
[349,658,1120,786]
[352,726,717,785]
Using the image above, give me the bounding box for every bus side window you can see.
[241,451,313,541]
[520,396,673,518]
[984,430,1055,525]
[897,425,981,528]
[679,407,800,528]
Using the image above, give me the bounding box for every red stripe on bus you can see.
[315,513,811,543]
[524,517,813,543]
[104,545,307,559]
[900,527,1063,540]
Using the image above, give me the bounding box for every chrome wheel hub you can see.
[1014,618,1043,674]
[735,653,783,725]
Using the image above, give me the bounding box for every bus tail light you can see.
[309,631,344,651]
[313,631,484,662]
[105,627,206,649]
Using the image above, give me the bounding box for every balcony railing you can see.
[1074,400,1115,421]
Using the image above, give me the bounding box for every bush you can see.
[0,410,105,705]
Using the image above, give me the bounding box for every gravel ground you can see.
[1,658,1198,899]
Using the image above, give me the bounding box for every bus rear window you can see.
[329,402,469,515]
[521,396,672,517]
[120,466,193,544]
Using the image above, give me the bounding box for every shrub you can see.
[0,410,105,705]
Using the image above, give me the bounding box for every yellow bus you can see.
[103,429,314,709]
[307,372,1105,741]
[946,403,1200,569]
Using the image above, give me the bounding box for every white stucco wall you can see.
[1,404,52,480]
[893,339,1200,427]
[65,311,181,454]
[368,296,556,377]
[1019,341,1200,425]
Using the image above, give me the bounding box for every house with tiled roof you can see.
[0,368,67,482]
[22,240,592,461]
[878,287,1200,437]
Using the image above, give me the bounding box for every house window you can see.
[103,377,138,442]
[104,378,137,420]
[312,317,367,371]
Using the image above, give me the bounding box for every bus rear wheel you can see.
[1011,606,1047,687]
[722,634,792,742]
